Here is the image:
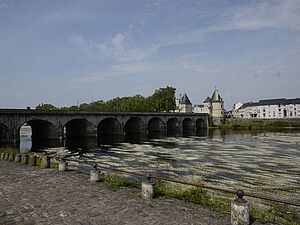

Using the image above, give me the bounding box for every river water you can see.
[19,127,300,204]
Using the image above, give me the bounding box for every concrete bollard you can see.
[22,154,29,164]
[142,175,154,199]
[231,189,250,225]
[90,167,103,182]
[28,155,37,166]
[58,161,67,172]
[8,153,15,162]
[4,153,9,161]
[40,156,50,169]
[1,153,5,160]
[14,154,22,163]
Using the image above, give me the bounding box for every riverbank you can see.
[218,119,300,131]
[0,160,232,225]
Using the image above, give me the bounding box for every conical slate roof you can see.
[180,93,192,105]
[211,90,222,102]
[204,97,211,103]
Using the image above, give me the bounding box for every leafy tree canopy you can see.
[35,86,176,112]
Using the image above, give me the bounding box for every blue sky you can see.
[0,0,299,109]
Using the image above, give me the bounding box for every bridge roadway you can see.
[0,109,209,144]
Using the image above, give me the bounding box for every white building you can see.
[234,98,300,119]
[176,89,225,125]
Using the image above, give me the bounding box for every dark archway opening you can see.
[64,119,97,150]
[196,118,208,137]
[167,118,181,136]
[124,117,146,143]
[0,123,8,147]
[183,118,195,136]
[147,117,165,139]
[19,120,60,152]
[98,118,123,144]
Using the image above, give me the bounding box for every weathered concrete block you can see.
[90,169,103,182]
[22,154,29,164]
[142,181,154,199]
[14,154,22,163]
[231,200,250,225]
[40,156,50,169]
[8,153,15,161]
[28,155,37,166]
[4,153,9,161]
[0,153,5,160]
[58,161,67,171]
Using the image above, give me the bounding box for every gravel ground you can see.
[0,160,236,225]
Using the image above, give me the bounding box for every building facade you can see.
[176,90,225,125]
[234,98,300,119]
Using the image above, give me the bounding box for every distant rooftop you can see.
[241,98,300,108]
[180,93,192,105]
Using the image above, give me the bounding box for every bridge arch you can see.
[196,118,206,131]
[0,123,8,143]
[147,117,165,133]
[98,118,123,144]
[64,119,96,138]
[182,118,195,135]
[167,118,181,135]
[19,120,59,140]
[124,117,145,135]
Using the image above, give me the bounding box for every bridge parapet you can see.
[0,109,210,144]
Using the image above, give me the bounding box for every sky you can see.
[0,0,300,110]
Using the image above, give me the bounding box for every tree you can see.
[36,103,58,110]
[149,86,176,112]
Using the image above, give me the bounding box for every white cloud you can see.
[218,0,300,31]
[71,32,158,62]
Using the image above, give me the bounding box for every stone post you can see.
[40,156,50,169]
[4,153,9,161]
[14,154,22,163]
[58,160,67,172]
[22,154,29,164]
[90,165,103,182]
[1,153,5,160]
[8,153,15,161]
[28,154,37,166]
[231,189,250,225]
[141,175,154,199]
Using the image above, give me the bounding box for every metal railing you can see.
[62,157,300,208]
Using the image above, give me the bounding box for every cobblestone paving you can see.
[0,161,238,225]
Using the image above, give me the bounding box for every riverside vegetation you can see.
[218,119,300,131]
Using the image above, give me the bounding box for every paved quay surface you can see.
[0,161,240,225]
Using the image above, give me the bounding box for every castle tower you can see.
[210,89,225,125]
[178,93,193,113]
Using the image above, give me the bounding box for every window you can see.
[278,108,281,112]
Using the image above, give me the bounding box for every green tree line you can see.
[35,86,176,112]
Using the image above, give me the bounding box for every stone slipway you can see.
[0,161,253,225]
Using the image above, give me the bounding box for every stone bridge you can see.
[0,109,210,144]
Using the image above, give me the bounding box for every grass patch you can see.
[153,180,230,213]
[104,173,140,191]
[0,147,20,154]
[251,204,300,225]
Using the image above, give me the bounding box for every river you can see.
[19,126,300,204]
